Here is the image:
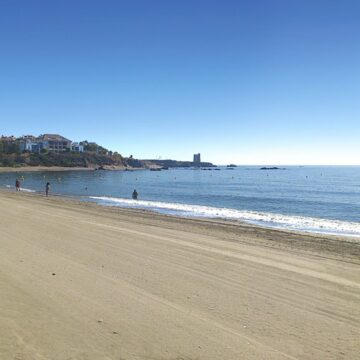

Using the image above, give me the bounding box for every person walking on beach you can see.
[132,189,138,200]
[15,179,20,191]
[45,182,50,197]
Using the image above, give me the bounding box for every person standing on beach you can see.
[15,179,20,191]
[45,182,50,197]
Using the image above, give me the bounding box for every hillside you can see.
[0,151,126,168]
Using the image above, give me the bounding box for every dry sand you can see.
[0,191,359,360]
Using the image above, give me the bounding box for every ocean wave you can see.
[88,196,360,238]
[3,184,36,193]
[21,187,36,193]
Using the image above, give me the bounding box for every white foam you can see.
[89,196,360,238]
[21,187,36,193]
[3,184,36,193]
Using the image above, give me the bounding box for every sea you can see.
[2,166,360,238]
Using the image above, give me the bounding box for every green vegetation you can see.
[0,139,126,168]
[80,140,109,155]
[0,141,20,155]
[0,151,125,168]
[0,138,213,169]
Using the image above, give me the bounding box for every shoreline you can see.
[1,185,360,242]
[89,196,360,240]
[0,166,96,173]
[0,165,146,173]
[1,190,359,359]
[2,188,360,258]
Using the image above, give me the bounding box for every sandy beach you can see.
[0,166,97,173]
[0,165,140,173]
[0,191,359,360]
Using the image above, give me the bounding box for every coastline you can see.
[2,165,359,239]
[4,188,360,258]
[88,195,360,240]
[1,182,360,242]
[0,165,145,173]
[1,190,359,359]
[0,166,96,173]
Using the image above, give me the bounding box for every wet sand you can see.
[0,165,145,173]
[0,166,96,173]
[0,191,359,359]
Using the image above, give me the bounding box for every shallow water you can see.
[2,166,360,237]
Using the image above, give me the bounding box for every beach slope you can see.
[0,192,359,359]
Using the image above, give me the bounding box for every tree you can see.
[5,142,20,154]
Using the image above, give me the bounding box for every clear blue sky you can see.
[0,0,359,165]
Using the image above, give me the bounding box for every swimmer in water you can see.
[132,189,138,200]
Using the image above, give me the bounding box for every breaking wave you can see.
[89,196,360,238]
[3,184,36,193]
